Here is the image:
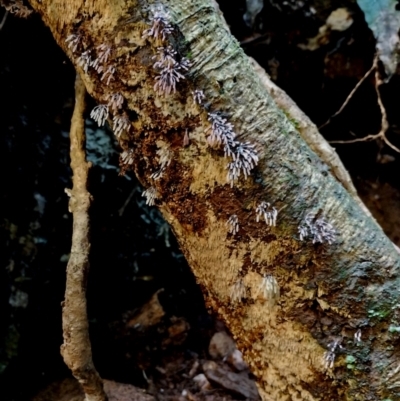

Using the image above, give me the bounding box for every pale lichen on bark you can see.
[27,0,400,399]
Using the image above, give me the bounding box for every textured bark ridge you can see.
[28,0,400,400]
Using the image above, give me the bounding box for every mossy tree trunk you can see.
[27,0,400,399]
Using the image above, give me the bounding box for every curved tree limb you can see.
[28,1,400,400]
[61,74,107,401]
[248,57,370,216]
[249,57,400,261]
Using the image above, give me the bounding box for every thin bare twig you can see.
[319,61,376,130]
[118,188,136,216]
[374,64,400,153]
[240,33,269,46]
[329,133,380,145]
[330,56,400,154]
[0,11,9,30]
[61,74,107,401]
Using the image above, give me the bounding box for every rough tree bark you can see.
[27,0,400,400]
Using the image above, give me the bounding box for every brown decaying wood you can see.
[60,74,107,401]
[28,0,400,399]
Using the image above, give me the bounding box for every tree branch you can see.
[328,56,400,153]
[248,57,370,215]
[249,57,400,256]
[28,0,400,399]
[60,74,107,401]
[318,62,375,130]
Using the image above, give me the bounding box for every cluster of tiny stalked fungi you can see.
[113,115,131,139]
[229,274,280,309]
[206,112,259,186]
[226,215,239,235]
[256,201,278,226]
[153,45,191,95]
[65,33,135,175]
[65,4,341,369]
[323,339,343,369]
[150,145,172,180]
[142,6,174,40]
[139,5,188,202]
[141,5,261,191]
[229,279,246,303]
[121,149,134,165]
[66,34,130,136]
[140,6,292,244]
[298,213,337,244]
[68,38,116,85]
[258,275,280,300]
[142,187,159,206]
[230,274,280,307]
